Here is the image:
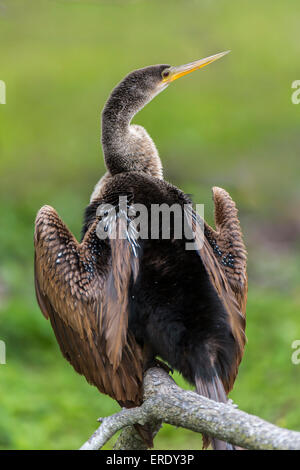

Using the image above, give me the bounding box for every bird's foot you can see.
[152,358,173,375]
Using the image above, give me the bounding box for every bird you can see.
[34,51,247,450]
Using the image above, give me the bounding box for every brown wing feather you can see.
[205,186,248,315]
[199,236,246,391]
[102,215,140,371]
[190,189,247,393]
[34,205,143,405]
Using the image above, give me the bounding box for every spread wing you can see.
[187,187,247,392]
[205,186,248,315]
[34,205,143,406]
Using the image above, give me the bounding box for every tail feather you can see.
[134,423,154,448]
[118,400,154,448]
[195,374,236,451]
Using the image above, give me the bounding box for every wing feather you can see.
[205,187,248,315]
[188,194,247,392]
[34,205,143,405]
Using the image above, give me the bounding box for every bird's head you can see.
[117,51,230,108]
[104,51,230,121]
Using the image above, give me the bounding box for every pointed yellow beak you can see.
[162,50,230,83]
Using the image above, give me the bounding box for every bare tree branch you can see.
[80,367,300,450]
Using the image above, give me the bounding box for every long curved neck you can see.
[101,82,163,179]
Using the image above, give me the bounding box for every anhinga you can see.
[34,51,247,450]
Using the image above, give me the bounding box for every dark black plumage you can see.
[83,171,246,449]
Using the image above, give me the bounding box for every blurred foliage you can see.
[0,0,299,450]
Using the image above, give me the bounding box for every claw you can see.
[154,359,173,374]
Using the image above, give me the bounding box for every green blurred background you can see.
[0,0,299,450]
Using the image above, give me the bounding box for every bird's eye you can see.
[162,70,170,79]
